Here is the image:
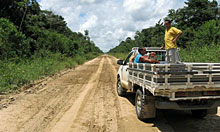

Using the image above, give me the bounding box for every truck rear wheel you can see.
[135,89,146,120]
[116,78,126,96]
[135,89,156,121]
[191,109,207,118]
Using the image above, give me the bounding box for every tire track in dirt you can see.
[0,57,102,132]
[44,57,104,132]
[68,56,122,132]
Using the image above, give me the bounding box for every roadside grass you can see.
[0,52,101,93]
[108,53,128,60]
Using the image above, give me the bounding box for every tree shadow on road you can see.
[124,93,220,132]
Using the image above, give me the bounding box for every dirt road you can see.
[0,55,220,132]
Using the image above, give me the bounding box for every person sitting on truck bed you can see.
[134,48,160,64]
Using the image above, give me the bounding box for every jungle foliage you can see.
[0,0,102,92]
[108,0,220,62]
[0,0,102,60]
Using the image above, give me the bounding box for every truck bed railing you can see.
[128,63,220,100]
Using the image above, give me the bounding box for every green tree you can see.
[0,18,30,59]
[192,20,220,46]
[0,0,40,28]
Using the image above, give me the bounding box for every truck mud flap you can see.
[144,96,156,118]
[207,107,217,114]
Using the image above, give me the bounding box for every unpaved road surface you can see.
[0,55,220,132]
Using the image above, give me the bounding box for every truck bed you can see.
[128,62,220,101]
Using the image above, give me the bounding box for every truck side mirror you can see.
[117,60,124,65]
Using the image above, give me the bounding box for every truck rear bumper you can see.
[155,99,220,110]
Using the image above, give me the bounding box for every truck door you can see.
[121,52,133,89]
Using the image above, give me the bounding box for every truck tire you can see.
[116,78,126,96]
[135,89,147,121]
[191,109,207,118]
[135,89,156,121]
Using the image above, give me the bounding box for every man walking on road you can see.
[161,18,182,63]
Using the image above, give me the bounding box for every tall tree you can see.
[173,0,219,29]
[0,0,40,28]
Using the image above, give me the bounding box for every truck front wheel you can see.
[116,78,126,96]
[191,109,207,118]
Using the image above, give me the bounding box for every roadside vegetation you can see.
[0,52,101,92]
[108,53,128,60]
[108,0,220,63]
[0,0,103,92]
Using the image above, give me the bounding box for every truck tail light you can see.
[203,91,218,96]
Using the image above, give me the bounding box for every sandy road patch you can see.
[45,57,105,132]
[0,57,102,132]
[0,55,219,132]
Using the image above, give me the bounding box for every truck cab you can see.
[117,47,166,91]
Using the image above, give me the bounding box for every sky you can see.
[38,0,188,52]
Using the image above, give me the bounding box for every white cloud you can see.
[80,0,103,4]
[39,0,186,52]
[79,15,98,32]
[123,0,155,21]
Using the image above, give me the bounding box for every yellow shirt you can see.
[164,27,181,50]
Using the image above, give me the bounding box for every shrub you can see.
[180,44,220,63]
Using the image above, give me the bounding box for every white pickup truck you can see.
[117,47,220,121]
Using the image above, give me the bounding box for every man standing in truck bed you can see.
[161,17,182,63]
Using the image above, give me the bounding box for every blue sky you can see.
[38,0,197,52]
